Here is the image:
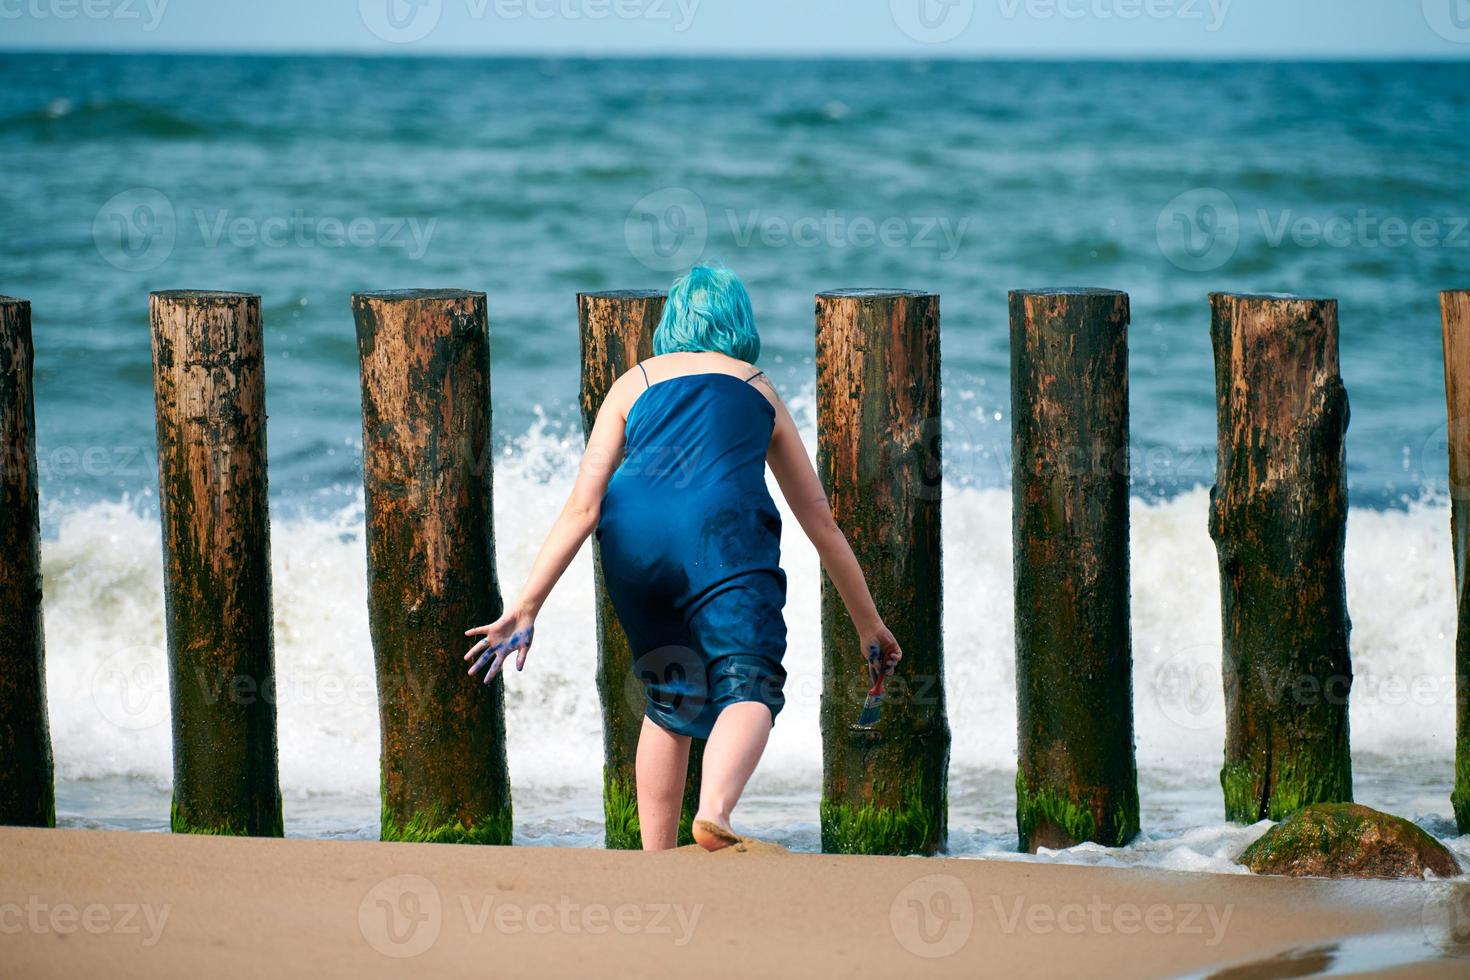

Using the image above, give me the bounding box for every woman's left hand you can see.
[463,609,536,683]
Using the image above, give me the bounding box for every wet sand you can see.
[1,827,1466,978]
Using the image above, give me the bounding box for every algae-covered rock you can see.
[1240,803,1461,880]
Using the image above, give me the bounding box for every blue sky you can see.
[3,0,1470,56]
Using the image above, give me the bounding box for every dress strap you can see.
[637,362,650,388]
[744,370,766,385]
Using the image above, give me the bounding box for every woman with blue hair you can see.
[465,266,902,850]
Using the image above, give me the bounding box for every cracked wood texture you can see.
[353,289,510,845]
[577,291,704,849]
[815,290,948,855]
[0,297,54,827]
[1010,289,1139,853]
[1441,289,1470,834]
[1209,293,1353,824]
[150,291,281,836]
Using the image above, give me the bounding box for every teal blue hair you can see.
[654,266,760,363]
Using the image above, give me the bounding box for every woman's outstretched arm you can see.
[762,385,903,677]
[463,371,635,682]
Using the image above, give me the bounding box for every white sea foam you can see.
[40,419,1465,856]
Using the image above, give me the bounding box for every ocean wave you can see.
[42,427,1459,806]
[4,98,210,141]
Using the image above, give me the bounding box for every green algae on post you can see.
[815,290,949,856]
[819,774,945,856]
[150,291,282,838]
[354,290,512,846]
[1009,289,1139,853]
[1209,293,1353,825]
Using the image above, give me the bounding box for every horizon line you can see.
[4,45,1469,62]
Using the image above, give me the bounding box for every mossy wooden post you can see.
[815,289,948,855]
[1010,288,1139,853]
[0,297,54,828]
[353,289,511,845]
[1210,292,1353,824]
[149,291,281,837]
[577,290,705,849]
[1440,289,1470,834]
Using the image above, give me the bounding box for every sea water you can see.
[4,53,1469,869]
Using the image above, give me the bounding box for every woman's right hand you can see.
[858,621,902,680]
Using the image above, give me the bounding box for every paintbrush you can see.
[857,650,886,727]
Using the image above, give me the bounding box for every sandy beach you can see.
[1,827,1466,978]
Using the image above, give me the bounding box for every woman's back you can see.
[598,351,783,609]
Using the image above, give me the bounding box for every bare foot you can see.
[692,817,744,852]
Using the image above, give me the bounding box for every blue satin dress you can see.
[595,367,789,739]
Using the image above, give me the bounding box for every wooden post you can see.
[149,290,282,836]
[0,297,54,828]
[1209,292,1353,824]
[576,290,705,848]
[353,289,511,845]
[1010,288,1139,853]
[815,289,948,855]
[1441,289,1470,834]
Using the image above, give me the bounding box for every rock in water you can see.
[1240,803,1461,880]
